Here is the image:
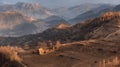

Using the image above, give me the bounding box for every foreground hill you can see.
[21,39,120,67]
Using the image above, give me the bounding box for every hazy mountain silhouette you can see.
[70,4,113,24]
[0,12,49,36]
[0,2,54,19]
[52,4,105,20]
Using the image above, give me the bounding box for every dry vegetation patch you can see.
[0,46,24,67]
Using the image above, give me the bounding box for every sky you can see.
[0,0,120,8]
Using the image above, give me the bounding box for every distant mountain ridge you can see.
[0,2,54,19]
[0,11,69,36]
[0,2,71,36]
[52,4,112,21]
[0,12,49,36]
[70,4,113,24]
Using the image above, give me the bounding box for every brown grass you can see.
[0,46,24,67]
[93,56,120,67]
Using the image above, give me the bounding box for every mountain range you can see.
[0,2,120,37]
[52,3,103,20]
[0,12,49,36]
[70,4,120,24]
[0,12,120,45]
[0,2,71,36]
[70,4,113,23]
[0,2,54,19]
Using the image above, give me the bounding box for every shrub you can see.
[0,46,24,67]
[55,40,61,49]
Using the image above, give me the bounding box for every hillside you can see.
[16,39,119,67]
[40,12,120,42]
[0,12,120,45]
[20,12,120,67]
[44,16,69,27]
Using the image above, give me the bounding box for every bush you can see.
[0,46,24,67]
